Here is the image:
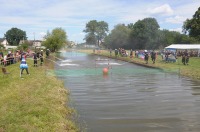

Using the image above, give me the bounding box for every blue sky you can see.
[0,0,199,43]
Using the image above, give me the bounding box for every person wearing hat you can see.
[46,49,50,58]
[39,50,44,66]
[144,50,149,64]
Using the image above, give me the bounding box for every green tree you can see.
[42,28,67,52]
[83,20,108,47]
[84,33,96,45]
[83,20,98,45]
[104,24,131,49]
[159,30,176,47]
[183,7,200,40]
[96,21,109,46]
[158,29,198,49]
[4,27,27,46]
[130,18,160,49]
[0,44,5,49]
[17,42,29,51]
[127,23,134,29]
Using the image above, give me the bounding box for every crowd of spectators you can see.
[110,48,198,65]
[0,49,23,66]
[0,49,47,67]
[113,48,128,57]
[112,48,157,64]
[177,50,199,57]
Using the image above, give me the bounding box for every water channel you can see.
[51,51,200,132]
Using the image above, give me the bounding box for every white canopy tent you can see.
[165,44,200,50]
[165,44,200,57]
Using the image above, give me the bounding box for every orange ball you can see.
[103,68,109,74]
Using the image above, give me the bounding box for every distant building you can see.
[68,41,77,48]
[0,38,17,49]
[0,38,45,49]
[0,38,8,47]
[84,44,97,48]
[32,40,43,47]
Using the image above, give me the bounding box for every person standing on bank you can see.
[144,50,149,64]
[109,48,112,56]
[115,49,118,58]
[151,50,156,64]
[33,52,38,67]
[130,49,133,58]
[46,49,50,58]
[40,50,44,66]
[20,53,30,77]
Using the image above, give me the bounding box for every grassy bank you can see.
[80,49,200,80]
[0,58,78,131]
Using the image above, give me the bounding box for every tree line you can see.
[3,27,68,52]
[3,7,200,51]
[83,7,200,50]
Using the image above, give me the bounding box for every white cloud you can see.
[171,1,200,19]
[0,0,200,43]
[165,15,186,24]
[116,4,150,24]
[148,4,174,16]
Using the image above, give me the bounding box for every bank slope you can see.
[0,59,78,131]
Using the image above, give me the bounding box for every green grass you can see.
[0,58,78,131]
[80,49,200,80]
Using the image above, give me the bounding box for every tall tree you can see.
[183,7,200,40]
[104,24,131,49]
[130,18,160,49]
[4,27,27,46]
[158,29,198,49]
[96,21,109,46]
[42,28,67,52]
[83,20,108,47]
[127,23,134,29]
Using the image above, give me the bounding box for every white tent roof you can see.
[165,44,200,50]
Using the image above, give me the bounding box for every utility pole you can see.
[34,32,35,42]
[33,32,36,52]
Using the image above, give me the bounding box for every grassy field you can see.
[0,57,78,131]
[80,49,200,80]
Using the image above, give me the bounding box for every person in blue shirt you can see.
[20,54,30,77]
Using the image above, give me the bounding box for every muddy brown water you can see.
[54,51,200,132]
